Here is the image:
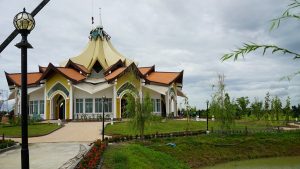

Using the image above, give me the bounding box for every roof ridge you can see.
[6,72,42,75]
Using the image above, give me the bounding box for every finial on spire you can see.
[99,8,103,29]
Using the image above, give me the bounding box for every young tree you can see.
[236,96,250,118]
[283,97,292,124]
[264,92,271,120]
[271,96,283,121]
[251,98,263,120]
[126,92,153,139]
[210,74,235,131]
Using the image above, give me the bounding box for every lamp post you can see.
[13,8,35,169]
[102,96,106,140]
[206,100,209,132]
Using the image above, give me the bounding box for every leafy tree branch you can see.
[221,43,300,61]
[271,0,300,30]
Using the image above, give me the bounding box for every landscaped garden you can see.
[102,131,300,169]
[0,123,61,137]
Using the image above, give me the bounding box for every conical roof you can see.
[61,27,132,70]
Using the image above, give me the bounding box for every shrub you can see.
[0,139,16,150]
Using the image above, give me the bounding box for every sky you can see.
[0,0,299,109]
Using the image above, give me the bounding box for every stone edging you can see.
[0,143,20,154]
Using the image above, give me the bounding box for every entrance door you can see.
[59,101,65,119]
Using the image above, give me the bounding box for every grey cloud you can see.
[0,0,299,108]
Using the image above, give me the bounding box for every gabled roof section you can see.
[104,59,124,75]
[5,71,42,87]
[146,70,184,86]
[39,66,47,73]
[65,60,90,74]
[105,62,143,82]
[39,63,86,83]
[139,65,155,76]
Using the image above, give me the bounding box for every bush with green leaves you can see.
[126,92,153,139]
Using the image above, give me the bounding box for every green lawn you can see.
[105,119,282,136]
[103,131,300,169]
[0,123,61,137]
[102,144,189,169]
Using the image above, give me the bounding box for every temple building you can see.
[5,26,186,120]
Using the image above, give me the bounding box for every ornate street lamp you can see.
[14,8,35,169]
[102,96,106,140]
[206,100,209,133]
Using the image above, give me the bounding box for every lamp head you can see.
[13,8,35,34]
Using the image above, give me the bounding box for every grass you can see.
[202,156,300,169]
[147,131,300,168]
[103,131,300,169]
[105,119,283,136]
[102,144,189,169]
[0,123,61,137]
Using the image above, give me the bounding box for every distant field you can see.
[105,119,283,136]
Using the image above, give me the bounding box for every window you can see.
[76,99,83,113]
[95,98,103,113]
[29,100,39,114]
[151,99,155,112]
[150,99,161,112]
[39,100,44,114]
[156,99,161,112]
[104,98,112,112]
[85,98,93,113]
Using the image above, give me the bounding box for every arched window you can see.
[117,82,138,97]
[47,83,69,98]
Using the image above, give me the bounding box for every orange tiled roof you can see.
[105,67,126,81]
[139,67,152,76]
[146,72,181,85]
[55,67,86,82]
[75,63,90,74]
[38,63,86,83]
[6,72,43,86]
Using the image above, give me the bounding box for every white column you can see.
[139,79,143,101]
[113,80,117,118]
[43,85,47,119]
[70,84,73,119]
[14,87,19,115]
[165,92,169,116]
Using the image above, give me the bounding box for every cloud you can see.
[0,0,299,109]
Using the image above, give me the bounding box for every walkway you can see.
[10,122,110,143]
[0,142,87,169]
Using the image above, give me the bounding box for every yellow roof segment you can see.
[61,27,132,71]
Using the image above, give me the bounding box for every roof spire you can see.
[99,8,103,29]
[91,0,95,28]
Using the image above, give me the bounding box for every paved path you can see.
[10,122,110,143]
[0,143,87,169]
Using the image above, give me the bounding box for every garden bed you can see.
[75,139,108,169]
[0,139,16,151]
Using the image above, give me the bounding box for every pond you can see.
[202,156,300,169]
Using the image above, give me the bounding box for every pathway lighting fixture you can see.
[14,8,35,169]
[206,100,209,134]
